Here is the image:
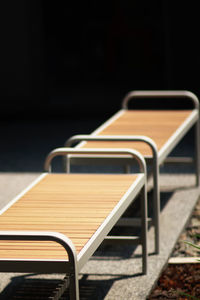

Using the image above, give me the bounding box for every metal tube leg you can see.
[195,119,200,186]
[152,158,160,254]
[69,272,79,300]
[141,185,148,274]
[66,155,71,174]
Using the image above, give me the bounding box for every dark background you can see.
[1,1,200,118]
[0,1,199,171]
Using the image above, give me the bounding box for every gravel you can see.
[172,196,200,258]
[148,196,200,300]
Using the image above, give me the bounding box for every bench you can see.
[0,148,147,300]
[64,90,200,256]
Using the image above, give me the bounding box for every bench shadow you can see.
[0,272,143,300]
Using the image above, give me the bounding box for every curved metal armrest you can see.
[0,230,80,298]
[122,90,199,110]
[44,147,146,175]
[65,134,158,159]
[0,230,77,267]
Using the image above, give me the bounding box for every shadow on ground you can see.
[0,272,143,300]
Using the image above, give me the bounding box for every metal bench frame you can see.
[64,90,200,256]
[0,148,147,300]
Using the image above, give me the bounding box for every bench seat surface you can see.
[82,110,194,156]
[0,173,139,260]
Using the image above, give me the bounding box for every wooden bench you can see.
[0,148,147,300]
[64,90,200,256]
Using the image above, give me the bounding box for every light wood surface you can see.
[82,110,193,156]
[0,173,138,260]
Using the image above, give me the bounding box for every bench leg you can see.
[195,118,200,186]
[68,271,79,300]
[152,157,160,255]
[105,184,148,274]
[125,157,160,255]
[140,184,148,274]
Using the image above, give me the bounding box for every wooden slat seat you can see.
[0,148,147,300]
[82,110,194,157]
[0,173,138,260]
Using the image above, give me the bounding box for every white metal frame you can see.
[122,90,200,185]
[65,135,160,256]
[63,90,200,256]
[0,148,148,300]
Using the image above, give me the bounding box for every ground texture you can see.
[148,197,200,300]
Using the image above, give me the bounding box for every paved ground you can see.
[0,116,199,299]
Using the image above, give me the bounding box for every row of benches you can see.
[0,90,199,299]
